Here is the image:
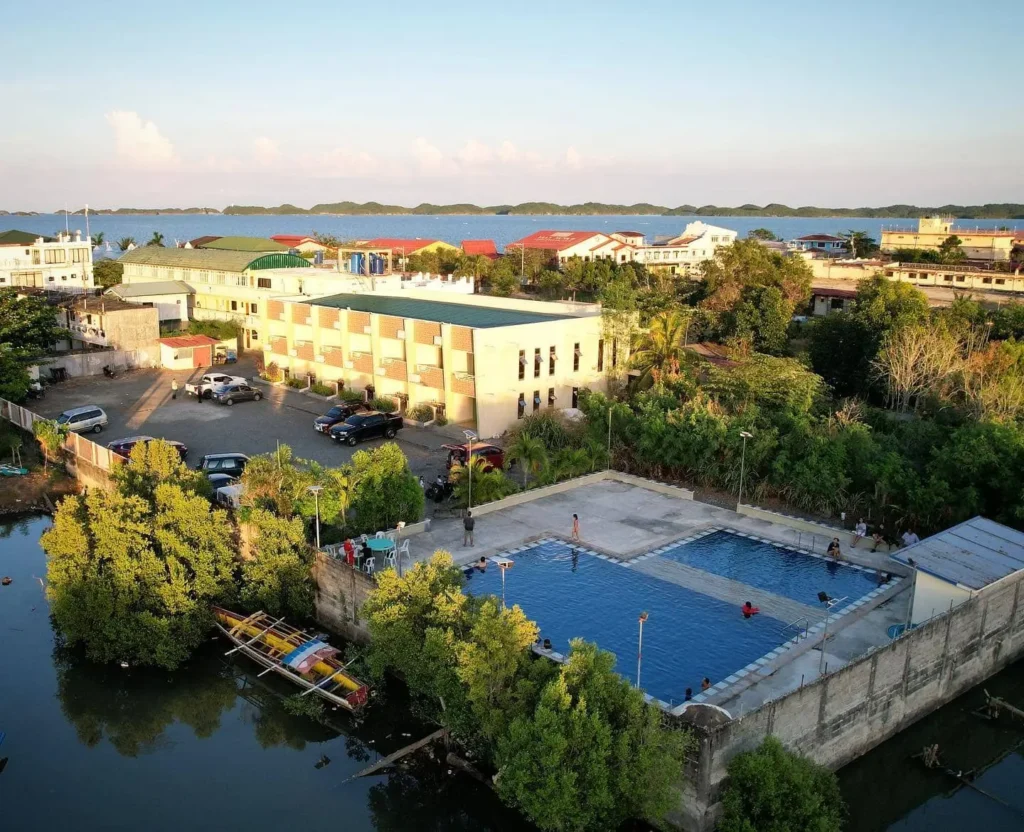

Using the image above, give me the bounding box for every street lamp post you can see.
[495,557,514,609]
[818,594,846,675]
[307,485,323,550]
[463,429,477,510]
[737,430,753,510]
[606,406,613,471]
[636,611,649,689]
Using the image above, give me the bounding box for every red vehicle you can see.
[442,442,506,472]
[107,435,189,461]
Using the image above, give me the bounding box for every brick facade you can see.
[269,336,288,356]
[322,345,345,368]
[294,340,314,361]
[267,300,285,321]
[318,306,340,329]
[348,311,370,332]
[415,321,442,346]
[451,325,473,352]
[378,315,404,340]
[351,353,373,374]
[383,359,407,381]
[451,372,475,396]
[417,366,444,389]
[291,303,313,325]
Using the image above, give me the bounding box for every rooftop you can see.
[362,238,443,252]
[797,234,846,242]
[509,230,605,251]
[891,516,1024,590]
[65,296,142,313]
[0,229,52,246]
[271,234,321,247]
[158,334,221,349]
[119,247,310,273]
[106,280,194,298]
[461,239,498,258]
[196,236,287,252]
[311,293,572,328]
[188,235,221,248]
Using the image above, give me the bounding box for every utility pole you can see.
[636,611,648,689]
[737,431,753,509]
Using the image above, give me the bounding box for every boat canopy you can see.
[283,640,339,674]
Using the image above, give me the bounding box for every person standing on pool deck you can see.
[463,510,475,547]
[571,513,580,542]
[851,518,867,547]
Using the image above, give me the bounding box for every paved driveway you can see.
[34,363,451,480]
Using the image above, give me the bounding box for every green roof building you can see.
[195,236,287,253]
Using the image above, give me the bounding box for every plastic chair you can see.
[363,556,375,574]
[384,553,397,570]
[397,540,410,558]
[359,534,369,544]
[375,531,386,539]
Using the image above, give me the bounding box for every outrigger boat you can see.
[212,606,369,711]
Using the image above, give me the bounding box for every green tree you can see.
[0,287,67,360]
[147,231,165,247]
[719,736,844,832]
[839,230,879,258]
[0,347,31,402]
[696,239,812,313]
[33,418,69,470]
[747,228,779,241]
[939,234,965,264]
[807,314,875,397]
[116,236,136,251]
[725,285,792,355]
[991,302,1024,340]
[505,433,548,488]
[537,269,566,299]
[93,259,124,289]
[92,231,105,248]
[450,456,518,507]
[348,442,425,533]
[630,310,692,385]
[113,439,211,503]
[489,258,519,296]
[239,509,313,618]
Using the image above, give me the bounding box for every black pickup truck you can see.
[328,410,403,446]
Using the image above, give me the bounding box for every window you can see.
[548,387,555,407]
[571,387,579,408]
[534,348,541,378]
[982,277,992,285]
[518,394,525,419]
[44,249,66,264]
[250,330,259,340]
[944,275,953,282]
[61,275,67,281]
[955,275,965,283]
[257,277,272,289]
[549,346,556,375]
[533,391,541,412]
[996,278,1006,286]
[611,339,618,368]
[230,300,238,311]
[597,339,604,372]
[249,303,258,314]
[47,276,54,282]
[72,248,88,263]
[573,342,580,371]
[518,349,525,380]
[830,298,844,310]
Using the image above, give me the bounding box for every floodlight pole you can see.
[737,431,753,510]
[463,429,477,509]
[308,485,323,550]
[636,611,649,689]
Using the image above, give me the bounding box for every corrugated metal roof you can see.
[509,230,604,251]
[0,229,52,245]
[311,293,571,328]
[363,238,450,252]
[118,247,308,272]
[107,280,194,297]
[159,335,220,349]
[891,516,1024,590]
[198,236,287,252]
[461,239,498,258]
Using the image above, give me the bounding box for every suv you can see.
[314,403,365,434]
[210,383,262,406]
[185,373,248,399]
[56,405,108,434]
[328,411,403,446]
[196,453,249,479]
[107,435,189,460]
[443,442,506,472]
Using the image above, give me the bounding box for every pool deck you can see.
[403,477,912,715]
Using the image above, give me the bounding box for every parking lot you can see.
[34,361,455,480]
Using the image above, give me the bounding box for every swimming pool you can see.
[659,530,879,610]
[463,539,788,705]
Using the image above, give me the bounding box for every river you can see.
[2,214,1020,252]
[2,514,1021,830]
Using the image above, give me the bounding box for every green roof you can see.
[118,246,308,273]
[197,236,287,252]
[311,293,572,328]
[0,229,52,245]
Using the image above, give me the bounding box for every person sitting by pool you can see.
[684,688,693,701]
[827,537,842,561]
[851,518,867,548]
[742,601,760,618]
[701,677,711,692]
[361,539,372,562]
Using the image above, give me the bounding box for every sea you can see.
[3,214,1020,253]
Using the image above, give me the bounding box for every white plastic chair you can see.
[383,553,397,570]
[397,540,410,559]
[375,531,386,539]
[359,533,369,544]
[363,556,376,574]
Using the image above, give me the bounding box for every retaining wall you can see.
[673,568,1024,831]
[311,551,377,644]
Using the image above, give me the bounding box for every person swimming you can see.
[742,601,760,618]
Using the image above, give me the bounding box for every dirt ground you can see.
[0,430,79,514]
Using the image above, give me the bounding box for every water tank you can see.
[350,253,365,274]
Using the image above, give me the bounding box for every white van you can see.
[56,405,109,434]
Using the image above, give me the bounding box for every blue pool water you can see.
[463,540,788,705]
[660,531,879,610]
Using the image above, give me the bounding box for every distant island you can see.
[5,202,1024,219]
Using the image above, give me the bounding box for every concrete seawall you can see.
[311,551,377,644]
[673,568,1024,831]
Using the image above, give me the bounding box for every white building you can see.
[507,230,640,265]
[0,230,95,292]
[637,222,738,274]
[106,280,194,323]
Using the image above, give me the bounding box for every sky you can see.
[2,0,1021,211]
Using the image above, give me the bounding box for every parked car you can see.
[215,482,244,509]
[210,383,262,406]
[206,473,239,492]
[313,403,366,434]
[107,435,189,460]
[328,411,403,446]
[56,405,108,434]
[184,373,248,399]
[196,453,249,479]
[443,442,506,472]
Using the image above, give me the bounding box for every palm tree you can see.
[505,433,548,489]
[630,310,691,386]
[116,236,136,252]
[147,231,165,247]
[92,231,105,248]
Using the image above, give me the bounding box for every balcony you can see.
[415,365,444,389]
[451,371,475,397]
[68,322,109,347]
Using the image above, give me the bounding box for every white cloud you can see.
[497,140,520,163]
[311,146,378,177]
[252,137,280,166]
[412,137,446,172]
[564,146,583,170]
[105,111,178,168]
[457,139,494,165]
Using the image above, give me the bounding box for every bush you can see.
[369,396,398,413]
[259,361,283,383]
[309,382,336,397]
[407,403,434,422]
[719,736,845,832]
[186,319,239,342]
[338,389,364,404]
[434,414,449,426]
[285,377,307,390]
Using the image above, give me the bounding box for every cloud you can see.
[564,146,583,170]
[310,146,379,177]
[498,140,520,163]
[412,137,447,173]
[457,139,494,165]
[252,137,280,166]
[105,111,178,168]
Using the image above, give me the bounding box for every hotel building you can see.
[881,216,1023,263]
[0,230,95,292]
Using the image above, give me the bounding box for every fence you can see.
[0,398,119,472]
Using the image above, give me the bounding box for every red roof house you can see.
[507,230,607,252]
[461,239,499,259]
[363,238,445,253]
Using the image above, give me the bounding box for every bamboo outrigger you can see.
[212,607,369,711]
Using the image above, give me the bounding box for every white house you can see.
[637,222,738,274]
[791,234,848,255]
[106,280,194,323]
[0,230,95,292]
[507,230,639,265]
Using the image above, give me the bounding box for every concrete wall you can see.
[311,551,377,644]
[675,568,1024,831]
[41,347,159,378]
[910,569,972,626]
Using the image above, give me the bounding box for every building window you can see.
[549,346,556,375]
[534,348,541,378]
[61,275,67,281]
[533,391,541,412]
[611,339,618,368]
[518,350,526,380]
[518,394,525,419]
[571,387,579,408]
[597,339,604,372]
[230,300,238,311]
[548,387,555,407]
[982,277,992,285]
[257,277,272,289]
[573,342,580,371]
[955,276,965,282]
[251,330,259,340]
[44,249,66,264]
[250,303,258,314]
[996,278,1006,285]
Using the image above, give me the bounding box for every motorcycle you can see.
[102,365,118,378]
[26,380,44,400]
[425,476,454,504]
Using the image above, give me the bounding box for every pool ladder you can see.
[781,617,809,641]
